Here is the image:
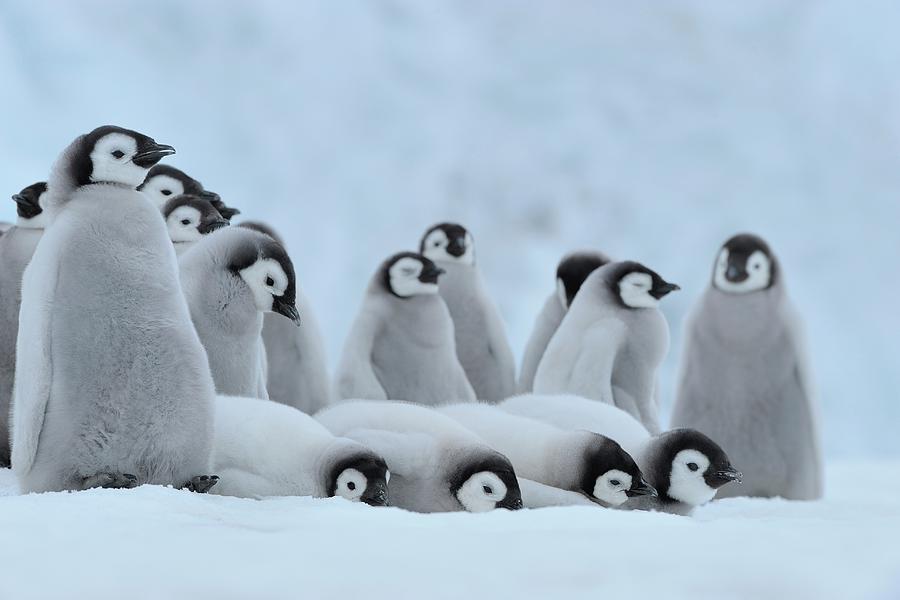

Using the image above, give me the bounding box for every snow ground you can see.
[1,462,898,600]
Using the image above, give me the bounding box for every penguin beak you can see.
[199,189,221,204]
[497,495,524,510]
[198,217,229,235]
[272,297,301,326]
[726,264,748,283]
[11,193,29,206]
[419,265,445,284]
[446,237,466,257]
[132,143,176,168]
[360,479,389,507]
[708,467,743,488]
[649,282,680,300]
[625,478,658,498]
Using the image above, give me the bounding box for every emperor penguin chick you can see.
[419,223,515,402]
[0,182,49,466]
[501,394,741,514]
[671,234,823,500]
[179,226,302,399]
[239,221,332,413]
[211,395,388,504]
[518,250,611,393]
[164,194,229,256]
[438,402,655,507]
[533,261,679,433]
[316,400,523,513]
[139,164,240,220]
[334,252,475,405]
[12,126,217,493]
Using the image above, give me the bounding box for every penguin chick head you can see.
[138,164,239,219]
[329,452,390,507]
[652,429,741,507]
[164,195,229,244]
[609,261,680,309]
[450,452,523,512]
[380,252,445,298]
[713,233,777,294]
[420,222,475,265]
[11,182,48,228]
[227,229,301,325]
[66,126,175,189]
[556,251,611,309]
[580,434,656,506]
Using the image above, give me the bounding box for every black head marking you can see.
[238,221,285,246]
[228,230,298,313]
[716,233,777,288]
[647,429,738,499]
[420,222,471,258]
[67,125,173,187]
[556,251,610,307]
[329,453,390,507]
[139,164,239,220]
[11,182,47,219]
[580,435,653,499]
[448,452,523,510]
[163,195,229,234]
[605,260,679,308]
[379,251,445,298]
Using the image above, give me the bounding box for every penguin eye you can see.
[753,263,761,270]
[161,189,173,196]
[687,462,699,472]
[433,241,441,247]
[111,150,125,159]
[265,276,275,287]
[482,485,493,495]
[180,219,191,226]
[347,481,356,491]
[609,479,621,487]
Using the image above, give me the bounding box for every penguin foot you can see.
[184,475,219,493]
[81,472,139,490]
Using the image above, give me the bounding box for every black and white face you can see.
[420,223,474,266]
[614,263,680,309]
[582,438,656,506]
[662,431,741,506]
[164,197,229,244]
[238,257,299,322]
[452,456,523,512]
[384,253,445,298]
[88,131,175,187]
[713,234,775,294]
[330,455,390,507]
[12,181,48,228]
[142,174,186,209]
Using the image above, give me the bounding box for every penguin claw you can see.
[185,475,219,494]
[82,472,140,490]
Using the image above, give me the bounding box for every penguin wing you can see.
[518,295,564,393]
[334,307,389,401]
[343,428,436,478]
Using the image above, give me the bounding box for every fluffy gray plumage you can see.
[670,234,823,500]
[11,127,215,492]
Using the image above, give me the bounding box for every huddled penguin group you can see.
[0,125,824,515]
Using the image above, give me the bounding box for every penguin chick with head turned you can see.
[501,394,741,514]
[316,400,522,513]
[334,252,475,405]
[438,402,655,507]
[239,221,332,413]
[179,226,301,399]
[0,182,48,466]
[164,194,229,256]
[12,126,218,493]
[211,395,388,504]
[533,260,679,433]
[518,250,611,394]
[419,223,516,402]
[139,164,240,220]
[671,233,823,500]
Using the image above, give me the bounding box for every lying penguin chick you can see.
[518,250,611,394]
[334,252,476,404]
[316,401,523,513]
[419,223,516,402]
[164,194,229,256]
[0,182,49,466]
[438,403,655,507]
[139,164,240,220]
[211,395,388,504]
[238,221,332,414]
[179,226,301,399]
[671,233,823,500]
[533,260,679,433]
[501,394,741,514]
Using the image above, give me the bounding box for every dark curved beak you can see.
[360,479,389,507]
[726,264,748,283]
[132,143,176,168]
[198,218,229,235]
[497,493,524,511]
[11,193,28,205]
[708,467,743,488]
[625,478,658,498]
[446,237,466,257]
[272,297,301,326]
[650,281,680,300]
[419,265,445,285]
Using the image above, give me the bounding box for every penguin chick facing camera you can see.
[671,233,823,500]
[139,164,240,221]
[179,226,302,399]
[164,194,229,256]
[334,252,476,405]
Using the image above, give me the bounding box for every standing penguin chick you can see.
[179,226,302,399]
[0,182,48,466]
[334,252,475,405]
[518,251,611,393]
[139,164,240,220]
[12,126,218,492]
[533,261,679,433]
[211,395,388,504]
[316,400,523,513]
[671,234,823,500]
[419,223,515,402]
[239,222,332,413]
[437,403,655,507]
[164,194,229,256]
[502,394,741,514]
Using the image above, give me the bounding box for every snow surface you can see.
[0,462,898,600]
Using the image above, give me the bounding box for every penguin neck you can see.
[702,283,787,344]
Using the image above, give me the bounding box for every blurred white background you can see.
[0,1,897,457]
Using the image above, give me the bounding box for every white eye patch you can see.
[667,449,716,506]
[90,133,147,188]
[388,257,436,297]
[618,272,658,308]
[456,471,508,513]
[142,174,186,209]
[421,229,474,265]
[238,258,289,312]
[166,206,203,243]
[335,468,367,502]
[592,469,633,506]
[714,249,772,294]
